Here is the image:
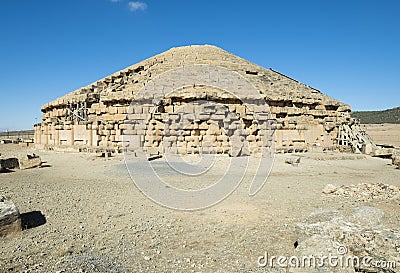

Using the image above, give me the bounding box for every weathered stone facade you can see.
[34,45,358,155]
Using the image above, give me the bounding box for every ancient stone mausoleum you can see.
[34,45,372,156]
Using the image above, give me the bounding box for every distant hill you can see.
[352,107,400,124]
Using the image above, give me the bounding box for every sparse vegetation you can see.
[352,107,400,124]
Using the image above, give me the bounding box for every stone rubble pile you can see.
[295,207,400,273]
[322,183,400,201]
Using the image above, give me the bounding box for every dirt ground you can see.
[362,123,400,148]
[0,139,399,272]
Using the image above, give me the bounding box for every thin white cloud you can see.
[110,0,121,2]
[128,1,147,11]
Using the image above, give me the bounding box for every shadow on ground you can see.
[21,211,46,230]
[39,161,51,168]
[0,168,15,173]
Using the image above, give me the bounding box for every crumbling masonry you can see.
[34,45,374,156]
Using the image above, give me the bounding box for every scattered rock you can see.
[322,184,338,194]
[285,156,301,166]
[0,195,21,237]
[56,254,126,273]
[295,207,400,273]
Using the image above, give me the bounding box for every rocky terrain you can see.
[0,143,399,272]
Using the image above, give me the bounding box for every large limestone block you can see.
[108,106,118,114]
[112,114,127,121]
[74,124,88,141]
[216,135,229,142]
[199,122,209,130]
[0,196,21,237]
[117,106,127,114]
[102,114,113,121]
[19,154,42,170]
[185,136,199,142]
[91,103,100,109]
[361,143,374,155]
[119,124,134,130]
[145,135,162,143]
[236,105,246,114]
[206,123,221,135]
[202,135,217,143]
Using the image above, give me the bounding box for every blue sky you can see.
[0,0,399,130]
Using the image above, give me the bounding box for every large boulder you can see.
[0,157,19,171]
[18,154,42,170]
[0,195,21,237]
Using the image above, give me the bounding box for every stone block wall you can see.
[34,45,352,155]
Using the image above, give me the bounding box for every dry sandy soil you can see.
[0,141,399,272]
[362,123,400,148]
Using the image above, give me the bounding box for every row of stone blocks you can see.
[43,92,348,118]
[42,99,269,121]
[143,127,272,143]
[144,134,271,147]
[42,104,347,137]
[39,98,342,154]
[141,112,273,156]
[43,101,208,118]
[45,115,336,134]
